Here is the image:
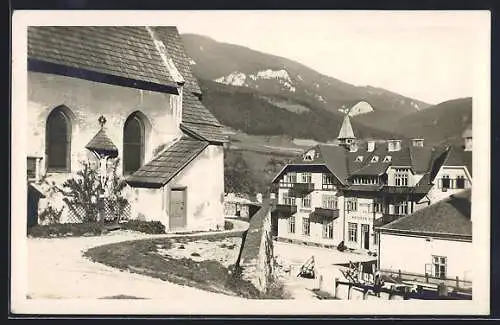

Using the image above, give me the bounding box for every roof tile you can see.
[126,136,208,187]
[28,26,176,89]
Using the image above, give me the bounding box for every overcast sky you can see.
[161,11,489,105]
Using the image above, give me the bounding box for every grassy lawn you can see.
[84,231,285,299]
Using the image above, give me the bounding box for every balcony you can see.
[310,207,340,221]
[289,182,315,197]
[380,186,414,195]
[374,213,403,227]
[272,204,298,216]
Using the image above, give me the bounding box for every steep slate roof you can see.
[126,136,209,188]
[182,92,221,126]
[378,189,471,239]
[28,26,177,92]
[384,189,470,234]
[337,115,356,140]
[85,128,119,158]
[181,123,228,144]
[443,145,473,176]
[152,26,202,95]
[272,139,450,190]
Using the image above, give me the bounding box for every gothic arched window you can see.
[123,113,146,174]
[46,107,72,172]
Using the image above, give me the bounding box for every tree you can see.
[224,151,257,196]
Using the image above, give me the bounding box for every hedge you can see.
[27,222,104,238]
[120,220,166,234]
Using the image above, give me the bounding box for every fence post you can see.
[347,283,352,300]
[425,273,429,283]
[333,277,338,298]
[398,269,402,280]
[456,276,459,289]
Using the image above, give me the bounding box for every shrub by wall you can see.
[120,220,166,234]
[224,220,234,231]
[27,222,104,238]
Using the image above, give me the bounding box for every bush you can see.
[224,220,234,231]
[38,205,64,225]
[27,222,104,238]
[121,220,166,234]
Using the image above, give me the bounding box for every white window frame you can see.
[346,198,358,212]
[348,222,358,242]
[302,217,310,236]
[322,220,334,239]
[394,168,409,186]
[322,194,337,209]
[371,156,379,163]
[301,172,312,183]
[289,216,296,233]
[432,255,447,279]
[302,194,312,208]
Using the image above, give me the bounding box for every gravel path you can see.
[27,220,249,300]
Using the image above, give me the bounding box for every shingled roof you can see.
[378,189,472,240]
[85,128,119,158]
[181,123,228,144]
[443,145,473,176]
[182,92,221,126]
[28,26,178,93]
[126,136,209,188]
[152,27,202,95]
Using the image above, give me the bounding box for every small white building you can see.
[376,189,472,284]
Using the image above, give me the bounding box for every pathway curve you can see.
[27,219,249,300]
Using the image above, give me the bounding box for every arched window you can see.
[46,107,72,172]
[123,113,146,174]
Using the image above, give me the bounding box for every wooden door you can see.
[169,188,187,230]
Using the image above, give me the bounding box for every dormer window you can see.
[355,156,364,162]
[371,156,379,163]
[303,150,316,161]
[383,156,392,163]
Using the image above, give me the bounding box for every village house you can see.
[223,193,261,220]
[376,189,472,288]
[270,114,473,254]
[27,26,227,231]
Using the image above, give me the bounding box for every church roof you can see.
[28,26,179,93]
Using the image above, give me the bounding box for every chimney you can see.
[387,140,402,152]
[412,139,424,147]
[367,141,376,152]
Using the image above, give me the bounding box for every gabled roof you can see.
[182,92,221,127]
[351,162,390,176]
[378,189,471,239]
[271,144,349,185]
[337,115,356,140]
[181,123,228,144]
[28,26,178,92]
[85,128,119,158]
[152,26,202,95]
[180,92,226,144]
[125,136,209,188]
[442,145,473,176]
